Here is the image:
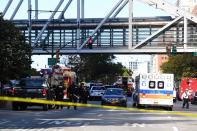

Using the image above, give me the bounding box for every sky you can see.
[0,0,176,70]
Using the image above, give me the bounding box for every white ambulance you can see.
[133,73,174,111]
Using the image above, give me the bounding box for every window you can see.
[149,81,155,89]
[158,81,164,89]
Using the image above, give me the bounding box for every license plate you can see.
[112,101,118,104]
[27,89,36,93]
[154,102,158,104]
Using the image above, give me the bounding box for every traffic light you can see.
[87,37,93,49]
[166,44,177,56]
[171,44,177,56]
[166,44,171,56]
[56,49,60,63]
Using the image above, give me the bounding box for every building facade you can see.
[177,0,197,15]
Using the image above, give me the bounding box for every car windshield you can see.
[105,89,123,95]
[105,85,118,88]
[21,79,45,88]
[10,80,20,87]
[92,86,105,90]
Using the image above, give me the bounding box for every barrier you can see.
[0,96,196,118]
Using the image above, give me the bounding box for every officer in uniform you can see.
[67,82,78,110]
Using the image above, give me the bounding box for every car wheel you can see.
[89,96,92,101]
[167,106,173,111]
[191,99,194,104]
[12,102,19,111]
[43,104,48,111]
[123,103,127,107]
[20,105,27,110]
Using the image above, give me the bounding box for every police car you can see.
[89,85,106,100]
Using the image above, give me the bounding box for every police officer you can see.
[182,89,190,109]
[54,84,64,109]
[67,82,78,110]
[79,83,88,104]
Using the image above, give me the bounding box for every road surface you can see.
[0,98,196,131]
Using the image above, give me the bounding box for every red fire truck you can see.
[178,78,197,100]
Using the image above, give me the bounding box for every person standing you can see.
[54,83,64,109]
[79,83,88,104]
[67,82,78,110]
[181,89,190,109]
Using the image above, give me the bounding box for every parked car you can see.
[191,91,197,104]
[101,88,127,107]
[89,85,106,100]
[2,80,21,96]
[104,85,119,89]
[12,77,55,111]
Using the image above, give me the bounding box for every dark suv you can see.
[12,77,55,111]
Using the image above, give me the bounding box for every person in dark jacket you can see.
[54,84,64,109]
[67,82,78,110]
[79,83,88,104]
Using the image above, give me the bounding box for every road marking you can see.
[47,120,66,125]
[1,96,197,118]
[0,120,9,125]
[97,114,103,117]
[80,122,90,127]
[173,126,179,131]
[38,120,51,125]
[123,122,130,126]
[131,123,145,128]
[83,112,97,115]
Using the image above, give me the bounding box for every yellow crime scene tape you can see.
[0,96,197,118]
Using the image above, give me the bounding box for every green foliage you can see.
[161,53,197,80]
[68,54,124,84]
[0,14,32,83]
[122,68,132,77]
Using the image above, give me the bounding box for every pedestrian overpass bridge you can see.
[12,17,197,54]
[1,0,197,54]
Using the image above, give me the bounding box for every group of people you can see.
[54,82,89,110]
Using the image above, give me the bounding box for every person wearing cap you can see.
[181,89,191,109]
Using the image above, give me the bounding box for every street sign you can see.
[193,52,197,56]
[48,58,56,66]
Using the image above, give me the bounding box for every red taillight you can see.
[10,88,16,95]
[42,89,47,96]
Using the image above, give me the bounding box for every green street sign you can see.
[48,58,56,66]
[193,52,197,56]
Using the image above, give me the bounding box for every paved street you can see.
[0,98,197,131]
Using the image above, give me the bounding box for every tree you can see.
[161,53,197,80]
[67,54,124,84]
[0,14,32,83]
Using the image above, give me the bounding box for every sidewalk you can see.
[173,100,197,112]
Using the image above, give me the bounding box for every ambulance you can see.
[133,73,174,110]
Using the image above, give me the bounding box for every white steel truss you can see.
[1,0,197,53]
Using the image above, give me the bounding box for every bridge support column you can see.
[28,0,32,47]
[81,0,84,18]
[77,0,81,50]
[128,0,133,50]
[35,0,38,19]
[184,16,188,50]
